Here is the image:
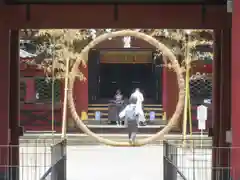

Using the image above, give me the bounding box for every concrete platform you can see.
[18,142,213,180]
[21,133,212,146]
[67,124,177,134]
[80,119,167,125]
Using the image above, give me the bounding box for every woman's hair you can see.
[116,89,121,94]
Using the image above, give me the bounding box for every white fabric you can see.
[119,90,146,123]
[119,104,142,125]
[131,90,144,116]
[138,114,146,123]
[198,120,206,130]
[119,104,134,119]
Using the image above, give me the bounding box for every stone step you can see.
[68,124,172,134]
[86,117,163,121]
[87,105,164,114]
[87,112,163,116]
[88,104,163,107]
[81,120,167,125]
[88,107,163,111]
[86,104,165,123]
[21,133,211,146]
[86,115,164,121]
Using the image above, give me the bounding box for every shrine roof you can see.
[20,49,37,59]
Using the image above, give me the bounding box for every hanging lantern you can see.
[227,0,232,13]
[149,111,155,121]
[123,36,131,48]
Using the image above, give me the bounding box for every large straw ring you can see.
[68,30,185,146]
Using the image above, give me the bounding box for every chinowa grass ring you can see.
[68,30,185,146]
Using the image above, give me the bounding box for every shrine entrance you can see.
[88,48,162,104]
[99,63,154,99]
[0,3,235,180]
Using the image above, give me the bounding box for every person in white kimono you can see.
[130,88,145,124]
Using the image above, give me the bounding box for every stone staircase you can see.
[86,103,166,125]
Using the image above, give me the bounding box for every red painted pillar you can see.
[0,28,10,179]
[165,68,178,122]
[162,67,167,113]
[219,29,231,179]
[212,29,231,180]
[9,30,21,179]
[67,64,88,130]
[212,30,221,180]
[231,0,240,178]
[162,56,167,118]
[74,64,88,113]
[24,78,35,102]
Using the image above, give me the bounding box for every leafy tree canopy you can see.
[20,29,213,80]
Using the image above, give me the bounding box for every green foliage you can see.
[20,29,213,79]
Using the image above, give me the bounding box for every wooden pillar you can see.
[162,66,167,115]
[212,30,222,180]
[9,30,21,180]
[212,28,231,180]
[165,68,178,121]
[162,55,168,120]
[219,29,231,180]
[67,64,88,129]
[24,78,35,102]
[0,28,10,179]
[74,64,88,113]
[231,0,240,178]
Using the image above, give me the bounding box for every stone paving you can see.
[67,145,164,180]
[19,143,164,180]
[18,135,212,180]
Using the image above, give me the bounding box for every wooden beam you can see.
[1,4,229,29]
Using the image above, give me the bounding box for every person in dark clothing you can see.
[115,89,123,126]
[119,95,139,144]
